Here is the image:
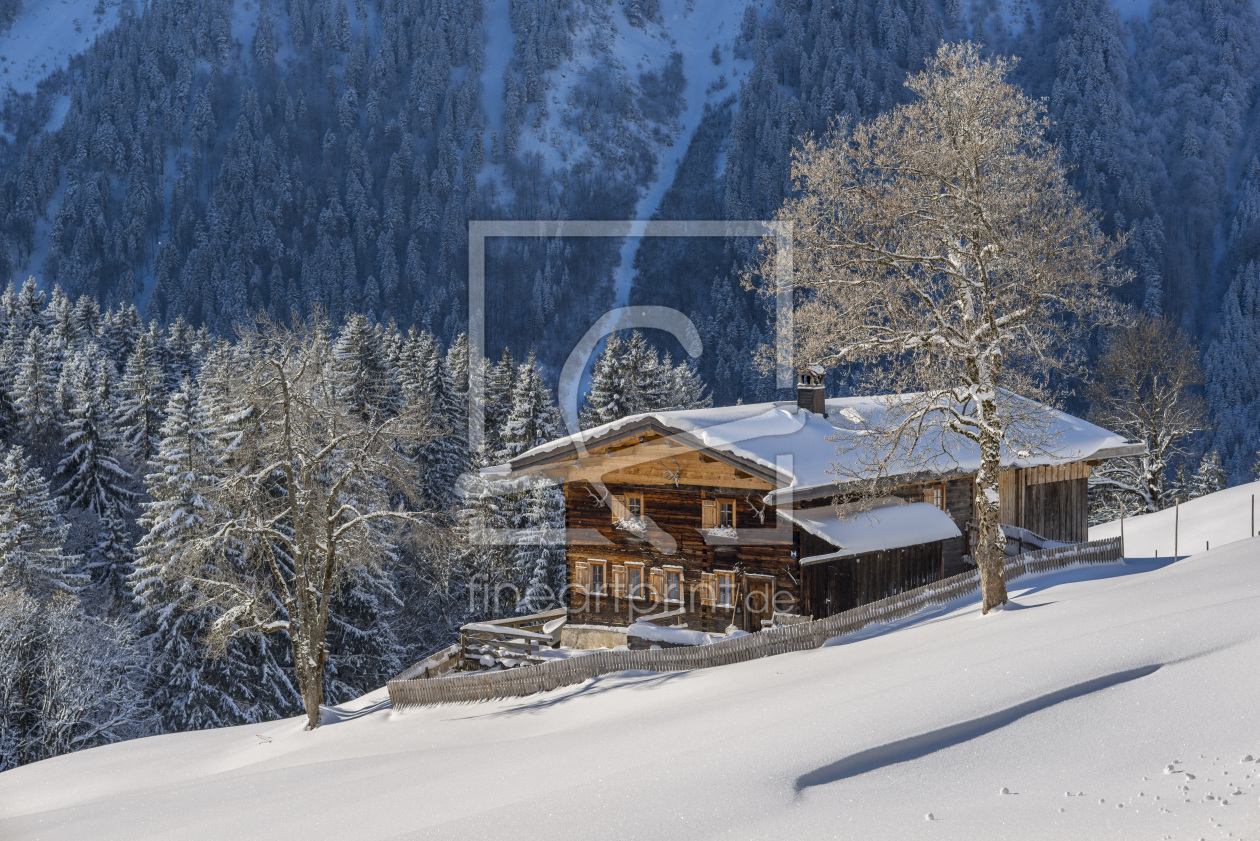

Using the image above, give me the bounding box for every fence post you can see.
[1175,499,1179,560]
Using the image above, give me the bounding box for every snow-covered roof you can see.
[781,499,963,564]
[483,394,1142,503]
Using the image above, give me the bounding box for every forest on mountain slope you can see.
[1,0,1259,479]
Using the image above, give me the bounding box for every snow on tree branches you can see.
[752,43,1129,613]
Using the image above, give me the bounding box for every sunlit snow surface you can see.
[0,0,121,96]
[1091,479,1260,558]
[2,536,1258,840]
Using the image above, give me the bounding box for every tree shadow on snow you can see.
[793,664,1162,795]
[319,694,393,726]
[450,670,692,720]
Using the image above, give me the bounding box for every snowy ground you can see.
[3,536,1258,840]
[0,0,122,96]
[1091,480,1260,558]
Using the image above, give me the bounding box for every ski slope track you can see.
[2,539,1259,839]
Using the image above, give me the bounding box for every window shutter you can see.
[611,565,627,598]
[611,494,628,521]
[649,567,664,599]
[699,572,717,607]
[701,499,717,529]
[574,560,590,592]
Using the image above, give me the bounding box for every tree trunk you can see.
[293,632,326,730]
[974,430,1008,614]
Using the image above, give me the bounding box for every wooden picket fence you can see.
[387,536,1124,709]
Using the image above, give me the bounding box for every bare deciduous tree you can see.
[751,43,1127,613]
[175,315,434,729]
[1086,315,1206,515]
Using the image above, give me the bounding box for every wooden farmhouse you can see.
[483,374,1142,634]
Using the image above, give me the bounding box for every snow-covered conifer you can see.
[117,333,168,464]
[13,328,62,447]
[1187,451,1225,500]
[499,351,562,460]
[0,445,83,596]
[56,360,136,517]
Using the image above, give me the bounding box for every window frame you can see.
[718,498,737,529]
[923,483,946,511]
[588,558,607,596]
[625,562,645,600]
[612,492,645,524]
[663,565,684,604]
[715,570,737,608]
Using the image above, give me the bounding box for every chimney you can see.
[796,365,826,415]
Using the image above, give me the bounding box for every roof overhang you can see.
[783,499,963,565]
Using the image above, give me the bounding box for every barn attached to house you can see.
[483,375,1141,635]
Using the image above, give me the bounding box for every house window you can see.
[664,567,683,603]
[719,499,736,529]
[589,559,607,595]
[611,564,627,598]
[626,563,644,599]
[716,571,736,607]
[923,484,946,511]
[703,498,737,529]
[612,492,644,524]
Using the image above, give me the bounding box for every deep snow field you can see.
[2,537,1259,839]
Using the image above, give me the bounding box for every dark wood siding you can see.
[800,541,944,619]
[997,464,1090,543]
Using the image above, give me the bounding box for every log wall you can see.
[565,481,797,633]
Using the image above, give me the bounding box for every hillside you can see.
[1090,479,1260,557]
[4,0,1260,473]
[2,537,1258,839]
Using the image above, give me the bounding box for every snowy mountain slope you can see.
[1091,480,1260,558]
[0,0,121,96]
[3,541,1258,840]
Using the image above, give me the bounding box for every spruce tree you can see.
[331,313,399,421]
[132,379,271,732]
[56,360,136,517]
[513,479,565,614]
[117,333,168,465]
[13,328,61,448]
[0,445,84,597]
[499,351,563,460]
[580,332,627,429]
[429,333,470,506]
[483,346,517,456]
[1188,451,1226,500]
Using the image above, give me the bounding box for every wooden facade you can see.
[799,540,944,619]
[997,463,1090,543]
[507,412,1105,634]
[565,480,795,633]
